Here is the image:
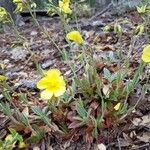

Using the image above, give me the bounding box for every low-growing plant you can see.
[0,128,26,150]
[0,0,149,147]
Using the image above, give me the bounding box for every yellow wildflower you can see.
[0,7,7,18]
[5,134,16,148]
[19,141,26,148]
[0,7,8,22]
[37,69,66,100]
[59,0,72,14]
[13,0,24,12]
[114,103,121,111]
[66,31,84,44]
[0,75,6,81]
[142,45,150,63]
[5,134,13,141]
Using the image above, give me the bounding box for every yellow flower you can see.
[66,31,84,44]
[114,103,121,111]
[0,7,7,18]
[0,7,8,22]
[13,0,24,12]
[142,45,150,63]
[19,141,26,148]
[0,75,6,81]
[5,134,13,141]
[37,69,66,100]
[59,0,72,14]
[13,0,27,12]
[5,134,16,148]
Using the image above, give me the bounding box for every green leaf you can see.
[19,93,28,103]
[2,90,12,101]
[76,100,87,119]
[91,117,98,138]
[9,128,17,136]
[0,102,11,116]
[30,126,45,142]
[19,113,29,126]
[103,68,111,80]
[31,106,43,118]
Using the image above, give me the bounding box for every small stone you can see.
[15,78,39,89]
[10,47,29,61]
[42,59,56,69]
[97,143,106,150]
[30,30,38,36]
[91,21,105,27]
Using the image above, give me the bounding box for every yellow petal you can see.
[37,77,49,89]
[142,54,150,62]
[142,45,150,62]
[46,69,61,77]
[59,0,72,14]
[114,103,121,111]
[66,31,84,44]
[40,89,53,100]
[19,142,26,148]
[0,75,6,81]
[59,1,63,8]
[54,86,66,97]
[5,134,13,141]
[63,5,72,14]
[63,0,70,3]
[143,45,150,54]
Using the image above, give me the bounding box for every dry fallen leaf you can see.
[137,132,150,143]
[132,115,150,129]
[102,84,110,98]
[33,147,40,150]
[97,143,106,150]
[22,106,29,117]
[47,146,54,150]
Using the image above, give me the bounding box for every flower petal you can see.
[46,69,61,77]
[54,86,66,97]
[141,45,150,63]
[37,77,49,89]
[114,103,121,111]
[40,89,53,100]
[143,45,150,53]
[66,31,83,44]
[142,54,150,63]
[0,75,6,81]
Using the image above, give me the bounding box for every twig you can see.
[117,136,122,150]
[131,143,150,150]
[89,3,113,21]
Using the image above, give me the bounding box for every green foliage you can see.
[0,0,149,145]
[0,129,25,150]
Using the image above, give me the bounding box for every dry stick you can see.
[89,3,113,21]
[117,136,122,150]
[70,3,113,28]
[131,143,150,150]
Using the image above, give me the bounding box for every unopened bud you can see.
[114,23,122,35]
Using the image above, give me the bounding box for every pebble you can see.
[42,59,56,69]
[91,20,105,27]
[14,78,39,89]
[10,47,29,61]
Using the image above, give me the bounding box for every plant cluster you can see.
[0,0,149,149]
